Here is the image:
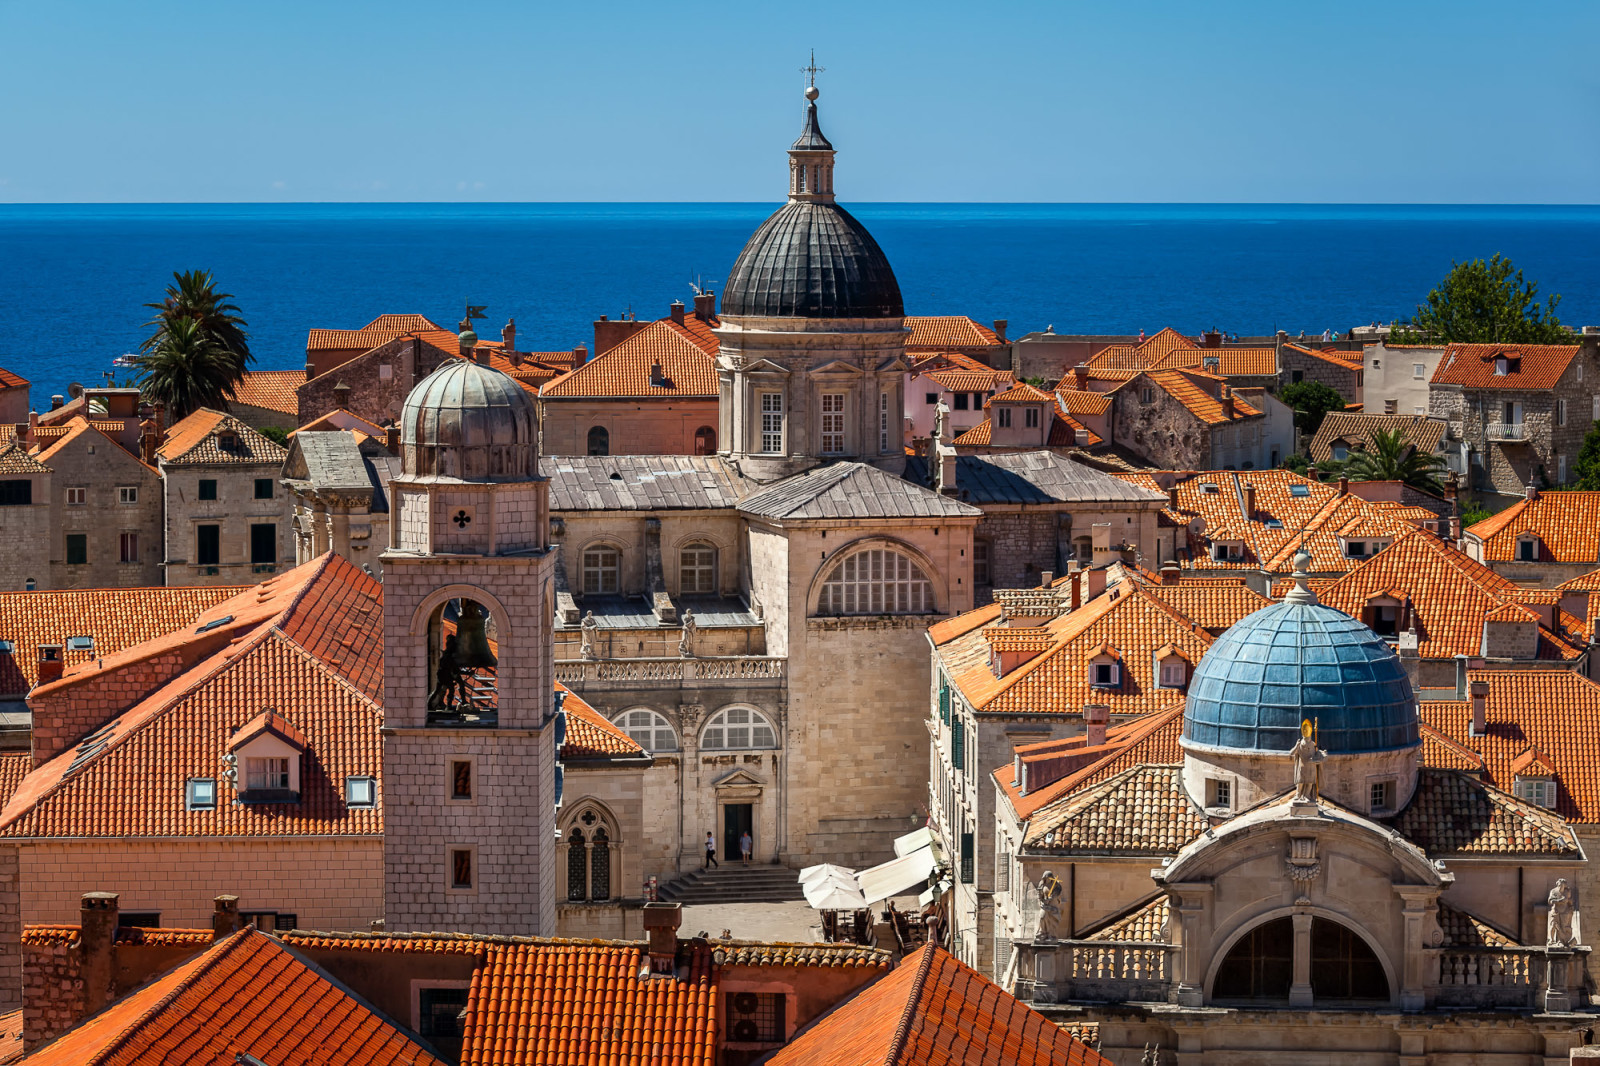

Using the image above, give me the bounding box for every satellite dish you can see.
[67,382,84,399]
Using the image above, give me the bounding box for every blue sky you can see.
[2,0,1596,203]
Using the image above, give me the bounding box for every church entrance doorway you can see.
[724,803,753,862]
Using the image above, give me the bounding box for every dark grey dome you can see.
[400,359,538,481]
[722,200,904,319]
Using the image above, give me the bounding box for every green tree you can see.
[1279,381,1346,437]
[1392,254,1566,344]
[1341,428,1449,494]
[137,270,253,414]
[258,425,291,446]
[1571,420,1600,491]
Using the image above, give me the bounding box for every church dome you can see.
[400,358,537,481]
[1182,595,1418,756]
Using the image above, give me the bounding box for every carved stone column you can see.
[1289,911,1314,1008]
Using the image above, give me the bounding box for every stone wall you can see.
[541,399,720,457]
[297,336,448,429]
[30,650,189,766]
[0,471,51,591]
[1111,381,1212,471]
[45,431,163,589]
[553,512,747,602]
[1279,347,1362,404]
[162,461,292,586]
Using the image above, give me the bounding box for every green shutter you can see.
[961,832,975,884]
[939,681,950,725]
[952,720,965,772]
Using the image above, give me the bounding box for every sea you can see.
[2,202,1599,409]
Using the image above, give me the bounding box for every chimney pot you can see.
[1243,483,1257,516]
[669,301,685,326]
[1070,575,1082,611]
[50,395,64,410]
[1307,466,1319,482]
[1073,366,1089,391]
[384,425,401,456]
[38,645,63,685]
[642,902,682,975]
[305,362,317,381]
[693,291,717,321]
[502,317,517,352]
[1525,482,1539,501]
[1160,562,1181,586]
[212,895,240,942]
[573,344,589,366]
[1040,570,1054,588]
[1084,703,1110,747]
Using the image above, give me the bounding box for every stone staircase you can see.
[656,864,807,906]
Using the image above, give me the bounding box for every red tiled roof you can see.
[306,315,449,352]
[1140,370,1261,425]
[0,368,28,390]
[0,1007,18,1066]
[0,440,51,475]
[1153,347,1278,377]
[558,683,645,759]
[1139,581,1269,633]
[1430,342,1579,390]
[229,370,302,415]
[1282,342,1364,371]
[540,319,719,399]
[25,928,444,1066]
[923,368,1010,394]
[294,409,386,437]
[1047,410,1101,447]
[995,707,1185,820]
[1052,388,1112,416]
[156,408,286,466]
[1557,567,1600,592]
[766,943,1108,1066]
[1309,413,1446,465]
[35,418,157,475]
[1468,492,1600,563]
[1385,767,1578,856]
[904,316,1002,350]
[911,351,1009,376]
[985,382,1053,406]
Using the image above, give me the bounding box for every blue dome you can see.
[1183,599,1418,754]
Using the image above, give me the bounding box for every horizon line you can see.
[2,199,1600,209]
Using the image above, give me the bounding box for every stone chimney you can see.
[993,319,1008,343]
[1338,476,1349,497]
[37,645,63,686]
[1470,679,1489,736]
[50,395,64,411]
[502,317,516,352]
[1069,572,1082,611]
[305,361,317,381]
[1073,366,1089,391]
[693,290,716,321]
[669,301,686,326]
[212,895,240,942]
[1243,482,1257,517]
[1040,571,1054,588]
[384,424,400,456]
[1167,485,1179,511]
[1525,482,1540,501]
[140,420,158,465]
[1307,466,1319,482]
[1084,704,1110,747]
[931,401,958,496]
[80,892,118,1015]
[1220,385,1235,421]
[333,381,352,411]
[1091,523,1117,568]
[573,343,589,366]
[642,902,682,976]
[1160,562,1181,586]
[650,361,666,388]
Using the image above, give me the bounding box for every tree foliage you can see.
[1341,428,1449,495]
[1571,420,1600,491]
[1392,254,1566,344]
[1279,380,1346,437]
[135,270,252,417]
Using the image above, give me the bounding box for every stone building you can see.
[155,409,290,586]
[1464,485,1600,588]
[1428,339,1598,506]
[950,383,1104,453]
[225,369,301,431]
[0,368,28,427]
[1364,341,1447,417]
[1307,411,1447,467]
[1277,340,1363,404]
[905,354,1014,442]
[280,427,401,580]
[989,558,1592,1063]
[1108,368,1291,471]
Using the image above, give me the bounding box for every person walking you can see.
[704,831,719,870]
[740,830,753,865]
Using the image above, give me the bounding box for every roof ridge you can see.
[261,625,383,712]
[883,943,939,1066]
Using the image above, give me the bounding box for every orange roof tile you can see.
[1385,767,1578,856]
[911,351,1010,376]
[0,1008,18,1066]
[1046,409,1101,447]
[767,943,1108,1066]
[1134,327,1199,362]
[558,683,646,759]
[1282,342,1364,371]
[1052,387,1112,416]
[0,368,27,390]
[904,316,1002,350]
[305,314,448,352]
[0,440,49,475]
[1139,581,1269,633]
[229,370,302,415]
[35,418,157,475]
[1026,763,1206,853]
[1468,491,1600,563]
[923,367,1010,394]
[540,319,718,399]
[1431,342,1580,390]
[1557,567,1600,592]
[985,382,1053,406]
[156,408,286,466]
[1140,370,1261,425]
[26,928,444,1066]
[995,707,1185,820]
[294,409,386,437]
[1153,346,1278,377]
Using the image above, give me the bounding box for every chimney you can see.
[1040,571,1054,588]
[502,317,516,352]
[212,895,240,942]
[1525,482,1540,501]
[1084,704,1110,747]
[11,424,24,447]
[384,424,400,456]
[1069,574,1082,611]
[1091,523,1117,568]
[1449,514,1462,542]
[693,290,716,320]
[50,395,64,411]
[140,421,158,465]
[333,381,352,410]
[993,319,1008,344]
[1469,679,1489,736]
[1073,366,1089,391]
[1220,384,1235,421]
[305,362,317,381]
[1160,562,1181,586]
[593,316,649,357]
[1307,465,1319,482]
[1086,566,1107,600]
[669,301,686,326]
[1167,485,1179,511]
[1204,330,1222,349]
[80,892,118,1015]
[573,343,589,366]
[1338,476,1349,497]
[642,902,682,975]
[1243,483,1257,516]
[37,645,63,686]
[27,410,37,438]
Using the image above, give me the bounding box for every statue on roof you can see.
[1548,879,1576,947]
[580,610,600,660]
[1032,870,1066,941]
[678,609,698,658]
[1291,719,1325,804]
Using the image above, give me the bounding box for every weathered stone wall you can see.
[1278,347,1362,404]
[1111,382,1212,471]
[541,399,720,457]
[553,512,747,601]
[0,471,51,591]
[162,461,292,586]
[298,336,449,429]
[45,432,163,589]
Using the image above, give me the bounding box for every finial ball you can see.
[804,85,819,101]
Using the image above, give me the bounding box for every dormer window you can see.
[1515,776,1556,808]
[1211,541,1244,562]
[228,710,306,803]
[1331,443,1349,462]
[1516,537,1538,562]
[1156,648,1189,689]
[1346,540,1367,558]
[1087,644,1122,689]
[1494,356,1508,376]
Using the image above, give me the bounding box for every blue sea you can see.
[2,202,1599,409]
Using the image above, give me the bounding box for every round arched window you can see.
[701,707,778,750]
[613,708,678,752]
[817,547,934,615]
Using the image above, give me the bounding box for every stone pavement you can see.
[682,899,820,943]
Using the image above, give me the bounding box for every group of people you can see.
[703,829,754,868]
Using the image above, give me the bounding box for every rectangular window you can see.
[1141,388,1155,404]
[451,760,472,800]
[1160,661,1186,687]
[680,545,716,594]
[996,849,1011,892]
[345,776,376,808]
[960,831,975,884]
[66,486,86,506]
[420,987,470,1038]
[250,523,277,564]
[879,392,889,453]
[1413,363,1426,379]
[65,533,87,566]
[938,681,950,725]
[0,480,31,506]
[119,532,138,564]
[1025,407,1039,429]
[1092,662,1118,687]
[117,486,138,505]
[117,912,161,929]
[760,393,784,454]
[1370,780,1395,812]
[973,540,990,585]
[820,392,845,454]
[1208,778,1231,809]
[255,478,274,499]
[995,936,1012,975]
[953,393,969,411]
[1559,454,1568,483]
[186,778,216,810]
[450,848,473,889]
[582,548,620,594]
[198,479,218,501]
[1558,399,1568,427]
[246,756,290,791]
[997,407,1012,428]
[925,392,938,405]
[1291,369,1304,384]
[1519,540,1536,562]
[197,524,220,566]
[724,992,785,1044]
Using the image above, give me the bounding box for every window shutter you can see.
[995,936,1012,974]
[952,720,964,772]
[939,681,950,725]
[996,850,1011,893]
[960,832,975,884]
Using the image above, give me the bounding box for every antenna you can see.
[689,276,721,297]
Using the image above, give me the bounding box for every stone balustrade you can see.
[553,656,786,687]
[1011,938,1176,1005]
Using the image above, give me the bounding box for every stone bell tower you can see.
[381,327,559,935]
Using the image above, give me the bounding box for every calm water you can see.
[2,202,1599,408]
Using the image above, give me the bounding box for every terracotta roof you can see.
[156,408,287,466]
[35,418,156,475]
[460,941,717,1066]
[904,316,1002,350]
[1052,387,1112,416]
[911,351,1009,376]
[1138,582,1270,633]
[0,440,49,475]
[1281,342,1363,371]
[923,367,1010,394]
[1024,764,1207,854]
[1382,767,1579,856]
[1153,347,1278,377]
[1315,531,1584,661]
[306,314,449,352]
[1082,895,1170,942]
[951,421,990,446]
[1133,328,1198,363]
[1431,343,1580,390]
[984,626,1055,653]
[557,683,646,759]
[0,368,26,390]
[0,584,241,692]
[1140,370,1261,425]
[229,370,302,415]
[25,928,444,1066]
[766,943,1109,1066]
[1419,723,1486,773]
[996,707,1185,821]
[1437,902,1519,948]
[540,319,718,399]
[1468,492,1600,563]
[294,409,386,437]
[1309,413,1447,465]
[0,1007,18,1066]
[985,382,1053,406]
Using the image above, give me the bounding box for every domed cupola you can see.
[720,78,904,320]
[400,335,538,481]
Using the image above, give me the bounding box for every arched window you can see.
[566,828,587,901]
[701,707,778,750]
[582,546,620,595]
[1213,917,1292,1003]
[694,425,717,456]
[1213,917,1389,1005]
[590,827,611,900]
[680,544,717,594]
[1310,919,1388,1002]
[817,547,934,616]
[587,426,610,457]
[613,708,678,752]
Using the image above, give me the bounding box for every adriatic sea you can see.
[2,202,1598,408]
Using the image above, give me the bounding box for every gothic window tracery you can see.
[563,809,615,902]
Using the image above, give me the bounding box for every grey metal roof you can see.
[293,432,376,492]
[544,455,744,511]
[554,595,760,630]
[722,200,903,319]
[902,452,1169,506]
[739,462,980,520]
[790,100,834,151]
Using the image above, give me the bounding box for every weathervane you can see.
[801,49,824,89]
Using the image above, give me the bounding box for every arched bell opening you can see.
[426,597,501,725]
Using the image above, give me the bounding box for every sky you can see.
[1,0,1596,204]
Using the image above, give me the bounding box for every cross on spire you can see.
[801,49,824,88]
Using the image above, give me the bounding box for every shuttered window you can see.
[960,832,975,884]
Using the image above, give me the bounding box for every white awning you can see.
[857,841,945,906]
[798,863,857,887]
[804,879,869,911]
[892,827,936,857]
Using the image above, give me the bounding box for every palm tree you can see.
[1342,428,1448,494]
[130,317,237,421]
[138,269,253,407]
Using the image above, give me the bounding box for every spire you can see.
[788,52,835,202]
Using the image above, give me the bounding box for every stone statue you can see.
[678,609,698,658]
[580,610,600,660]
[426,634,468,712]
[933,401,949,443]
[1034,870,1066,941]
[1291,722,1325,804]
[1548,878,1575,947]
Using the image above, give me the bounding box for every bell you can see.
[454,600,498,670]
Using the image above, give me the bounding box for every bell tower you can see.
[381,329,559,934]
